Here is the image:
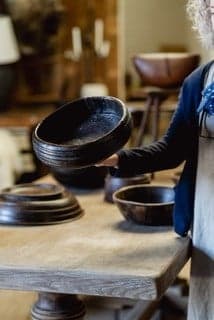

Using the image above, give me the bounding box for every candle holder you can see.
[94,18,111,58]
[64,18,110,62]
[64,26,82,62]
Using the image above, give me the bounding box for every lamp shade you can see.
[0,15,20,64]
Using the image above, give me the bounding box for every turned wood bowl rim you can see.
[133,52,200,60]
[113,184,175,207]
[0,183,64,201]
[105,173,151,183]
[33,96,129,149]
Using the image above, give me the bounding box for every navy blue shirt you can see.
[111,61,213,236]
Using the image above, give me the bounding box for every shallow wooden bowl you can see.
[113,185,174,225]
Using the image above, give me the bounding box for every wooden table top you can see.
[0,176,190,300]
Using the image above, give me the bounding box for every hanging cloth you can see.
[188,64,214,320]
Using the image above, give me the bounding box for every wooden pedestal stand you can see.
[31,293,85,320]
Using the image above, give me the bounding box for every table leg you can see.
[31,292,86,320]
[151,96,161,142]
[134,95,153,147]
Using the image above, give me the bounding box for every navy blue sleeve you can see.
[110,79,198,177]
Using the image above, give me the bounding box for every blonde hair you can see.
[186,0,214,48]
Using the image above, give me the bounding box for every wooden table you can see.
[0,176,191,319]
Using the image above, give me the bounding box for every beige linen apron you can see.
[188,68,214,319]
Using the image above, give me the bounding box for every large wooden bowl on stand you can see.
[132,52,200,88]
[130,52,200,177]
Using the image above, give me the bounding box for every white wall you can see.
[121,0,213,86]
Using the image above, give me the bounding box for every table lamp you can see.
[0,14,20,111]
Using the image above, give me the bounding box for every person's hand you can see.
[95,154,119,167]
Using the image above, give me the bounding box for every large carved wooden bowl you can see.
[113,185,174,226]
[133,53,200,88]
[33,96,132,170]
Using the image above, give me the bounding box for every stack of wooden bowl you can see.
[0,183,83,225]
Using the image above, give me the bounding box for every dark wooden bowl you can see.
[113,185,174,225]
[104,174,151,203]
[0,183,83,226]
[133,53,200,88]
[1,183,64,201]
[33,96,132,170]
[52,166,108,189]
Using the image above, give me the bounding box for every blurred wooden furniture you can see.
[15,54,68,107]
[0,105,55,181]
[133,87,179,147]
[126,93,178,150]
[8,0,120,104]
[130,53,200,148]
[0,105,55,128]
[62,0,119,98]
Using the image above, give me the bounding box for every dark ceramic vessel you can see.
[104,174,151,203]
[113,185,174,226]
[33,96,132,170]
[133,53,200,88]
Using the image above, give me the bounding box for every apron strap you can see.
[199,109,209,138]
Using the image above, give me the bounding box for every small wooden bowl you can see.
[113,185,174,225]
[104,174,151,203]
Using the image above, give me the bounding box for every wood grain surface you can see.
[0,176,190,300]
